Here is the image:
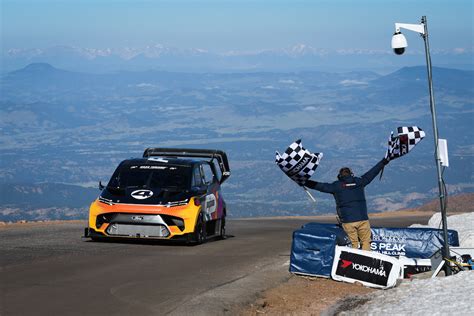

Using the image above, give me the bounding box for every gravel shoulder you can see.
[240,275,375,316]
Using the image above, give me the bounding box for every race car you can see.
[84,148,230,244]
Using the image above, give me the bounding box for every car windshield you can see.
[108,164,191,190]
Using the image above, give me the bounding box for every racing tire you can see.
[193,213,207,245]
[87,229,102,242]
[90,234,105,242]
[219,217,226,240]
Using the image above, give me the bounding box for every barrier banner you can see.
[290,223,350,277]
[331,246,401,289]
[301,223,351,245]
[370,226,459,258]
[290,222,460,280]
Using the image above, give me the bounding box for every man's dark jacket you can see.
[305,159,386,223]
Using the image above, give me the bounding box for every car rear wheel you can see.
[194,213,207,244]
[219,217,226,239]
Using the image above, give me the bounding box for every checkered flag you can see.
[275,139,323,186]
[385,126,425,161]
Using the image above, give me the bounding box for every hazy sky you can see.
[2,0,473,52]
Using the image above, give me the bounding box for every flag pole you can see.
[303,186,317,202]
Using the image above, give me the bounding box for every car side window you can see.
[193,166,203,187]
[201,163,215,185]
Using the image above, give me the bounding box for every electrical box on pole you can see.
[438,139,449,167]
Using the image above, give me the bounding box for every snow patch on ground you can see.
[348,212,474,314]
[348,271,474,314]
[410,212,474,247]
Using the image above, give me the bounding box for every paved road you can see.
[0,215,431,315]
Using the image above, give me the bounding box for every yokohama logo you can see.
[352,263,387,277]
[340,260,352,268]
[340,259,387,277]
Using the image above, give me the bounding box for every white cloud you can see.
[340,79,368,86]
[128,83,156,88]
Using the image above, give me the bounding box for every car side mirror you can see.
[99,181,105,190]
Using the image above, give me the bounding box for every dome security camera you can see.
[391,32,407,55]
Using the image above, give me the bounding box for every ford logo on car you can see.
[131,189,154,200]
[131,216,144,221]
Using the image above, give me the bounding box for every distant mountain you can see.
[373,66,474,93]
[400,192,474,213]
[5,62,87,85]
[12,62,57,73]
[0,183,97,222]
[2,44,473,73]
[0,183,97,209]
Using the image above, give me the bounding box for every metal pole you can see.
[421,16,451,275]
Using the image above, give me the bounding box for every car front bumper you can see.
[87,198,201,239]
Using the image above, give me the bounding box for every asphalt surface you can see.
[0,215,431,316]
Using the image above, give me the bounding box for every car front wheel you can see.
[194,213,207,244]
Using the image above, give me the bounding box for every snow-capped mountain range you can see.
[3,44,472,73]
[6,44,210,60]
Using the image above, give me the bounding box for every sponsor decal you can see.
[340,259,352,268]
[288,154,310,176]
[131,216,144,221]
[131,189,154,200]
[138,165,167,170]
[371,235,407,256]
[335,251,392,286]
[204,194,217,220]
[339,259,387,277]
[342,183,356,187]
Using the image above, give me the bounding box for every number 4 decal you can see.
[204,194,217,220]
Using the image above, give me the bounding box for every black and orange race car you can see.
[84,148,230,244]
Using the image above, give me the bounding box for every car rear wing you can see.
[143,148,231,184]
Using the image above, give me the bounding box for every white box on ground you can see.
[331,246,402,289]
[398,256,431,278]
